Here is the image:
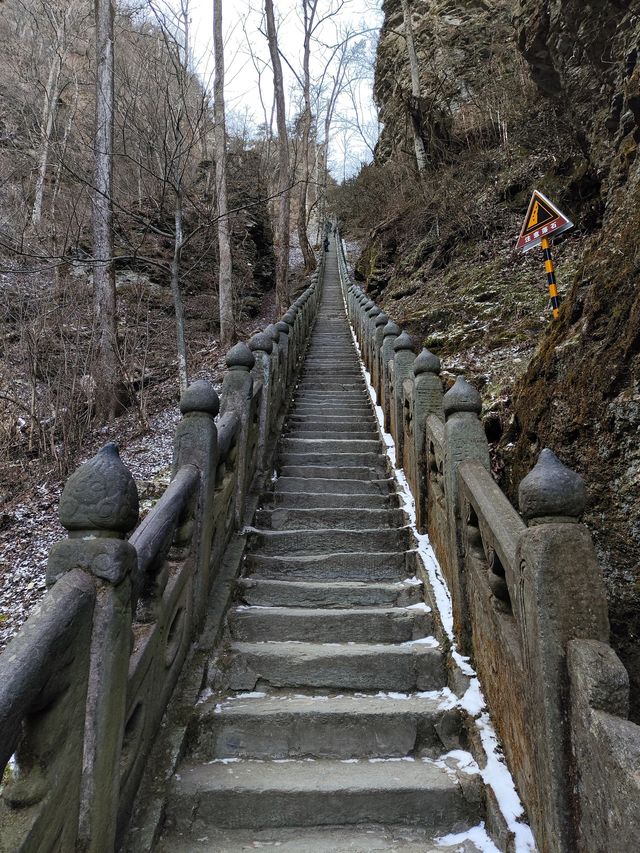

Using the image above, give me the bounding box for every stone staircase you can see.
[155,241,490,851]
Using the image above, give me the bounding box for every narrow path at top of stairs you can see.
[155,239,502,852]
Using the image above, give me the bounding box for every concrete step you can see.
[278,465,388,481]
[191,694,462,760]
[285,420,378,432]
[262,492,398,510]
[277,452,385,468]
[254,507,407,531]
[156,826,486,853]
[165,758,480,831]
[279,438,381,454]
[244,550,411,582]
[224,641,445,692]
[236,577,423,608]
[247,527,413,556]
[227,606,434,643]
[273,476,394,494]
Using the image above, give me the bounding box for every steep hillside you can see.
[340,0,640,717]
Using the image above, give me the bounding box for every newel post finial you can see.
[47,442,139,850]
[513,447,608,851]
[519,448,586,524]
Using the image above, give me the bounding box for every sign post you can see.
[516,190,574,319]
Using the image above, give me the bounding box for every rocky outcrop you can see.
[508,0,640,719]
[374,0,515,163]
[356,0,640,719]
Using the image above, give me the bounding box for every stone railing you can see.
[0,265,323,853]
[337,237,640,853]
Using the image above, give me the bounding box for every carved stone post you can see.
[275,319,290,409]
[361,299,374,347]
[413,349,444,531]
[372,312,388,400]
[249,331,275,473]
[514,449,609,852]
[282,309,297,386]
[366,304,381,373]
[47,443,138,853]
[391,331,415,456]
[381,321,400,431]
[173,380,219,627]
[443,377,490,650]
[220,342,255,527]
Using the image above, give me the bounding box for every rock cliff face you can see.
[355,0,640,717]
[509,0,640,718]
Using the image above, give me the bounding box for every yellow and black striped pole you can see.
[541,237,560,319]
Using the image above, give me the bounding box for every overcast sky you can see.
[184,0,383,179]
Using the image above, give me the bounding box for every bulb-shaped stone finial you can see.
[519,448,587,522]
[443,376,482,418]
[225,341,255,371]
[414,348,441,376]
[393,331,415,352]
[180,380,220,416]
[59,443,139,534]
[383,321,401,338]
[248,331,275,353]
[375,312,389,328]
[264,323,280,342]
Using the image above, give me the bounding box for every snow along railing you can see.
[0,262,324,853]
[337,235,640,853]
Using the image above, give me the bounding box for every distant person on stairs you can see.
[323,236,330,252]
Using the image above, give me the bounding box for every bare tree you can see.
[93,0,121,421]
[213,0,234,348]
[399,0,427,172]
[296,0,319,273]
[264,0,290,313]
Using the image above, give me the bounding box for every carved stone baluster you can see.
[514,448,609,852]
[47,442,139,853]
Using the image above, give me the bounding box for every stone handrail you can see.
[336,235,640,853]
[0,264,323,853]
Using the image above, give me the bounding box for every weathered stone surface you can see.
[179,380,219,416]
[443,377,482,418]
[225,342,255,371]
[519,448,587,522]
[59,443,139,534]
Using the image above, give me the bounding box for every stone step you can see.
[227,605,434,643]
[285,419,379,430]
[273,476,394,494]
[156,825,486,853]
[247,527,413,557]
[224,641,445,692]
[262,492,397,510]
[191,694,461,760]
[280,438,381,454]
[284,430,379,441]
[278,465,387,481]
[291,404,373,415]
[277,452,385,469]
[165,758,480,831]
[236,577,423,608]
[244,550,411,582]
[254,507,407,531]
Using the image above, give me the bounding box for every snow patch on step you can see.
[346,307,536,853]
[436,822,501,853]
[401,637,439,648]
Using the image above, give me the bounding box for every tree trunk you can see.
[171,192,189,394]
[31,51,62,226]
[297,0,317,274]
[92,0,120,422]
[264,0,290,313]
[399,0,428,172]
[213,0,234,348]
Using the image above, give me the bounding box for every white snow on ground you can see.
[436,823,502,853]
[339,270,536,853]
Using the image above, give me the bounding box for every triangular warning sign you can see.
[516,190,574,253]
